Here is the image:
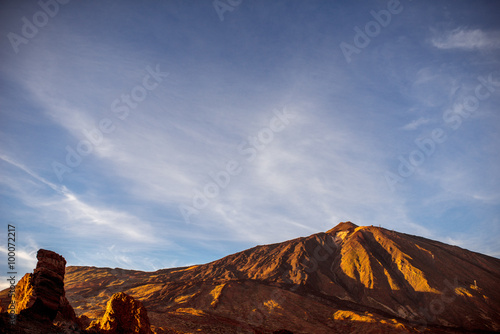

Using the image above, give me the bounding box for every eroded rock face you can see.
[90,292,152,334]
[1,249,83,333]
[15,249,67,321]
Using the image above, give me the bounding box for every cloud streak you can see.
[0,154,160,245]
[432,28,500,50]
[402,117,431,130]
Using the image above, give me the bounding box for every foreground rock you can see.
[0,249,82,333]
[88,292,152,334]
[0,249,154,334]
[15,249,67,321]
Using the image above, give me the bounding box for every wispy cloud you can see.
[431,28,500,50]
[402,117,430,130]
[0,155,161,244]
[182,111,431,244]
[444,221,500,259]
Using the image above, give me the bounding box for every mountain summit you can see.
[326,220,358,233]
[8,223,500,333]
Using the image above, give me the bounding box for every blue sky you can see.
[1,0,499,289]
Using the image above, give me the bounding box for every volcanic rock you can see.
[15,249,67,321]
[60,223,500,333]
[88,292,152,334]
[0,249,84,334]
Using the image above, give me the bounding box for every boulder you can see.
[89,292,152,334]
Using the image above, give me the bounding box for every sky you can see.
[1,0,499,289]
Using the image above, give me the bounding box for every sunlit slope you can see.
[64,222,500,333]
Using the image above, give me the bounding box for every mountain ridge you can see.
[60,222,500,333]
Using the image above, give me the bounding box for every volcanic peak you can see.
[325,221,359,242]
[326,221,358,234]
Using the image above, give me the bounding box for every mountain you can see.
[60,222,500,333]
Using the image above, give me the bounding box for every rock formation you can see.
[15,249,67,321]
[1,249,153,333]
[0,249,82,334]
[88,292,152,334]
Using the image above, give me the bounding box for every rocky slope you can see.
[62,222,500,333]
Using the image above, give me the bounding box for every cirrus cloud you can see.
[431,28,500,50]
